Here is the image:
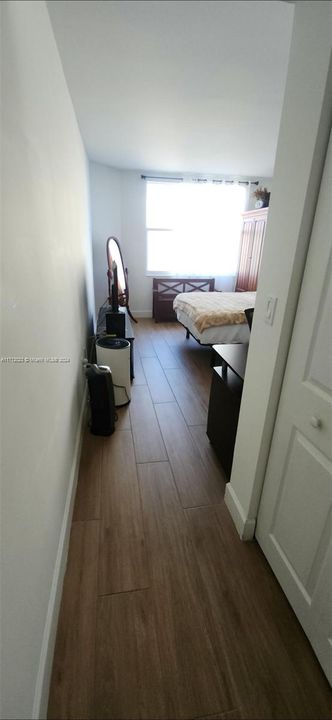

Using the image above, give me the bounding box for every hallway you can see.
[48,320,331,719]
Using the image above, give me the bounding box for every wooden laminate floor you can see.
[48,320,332,720]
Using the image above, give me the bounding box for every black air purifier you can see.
[106,311,126,337]
[85,364,116,436]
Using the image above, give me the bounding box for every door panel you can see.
[256,134,332,684]
[271,429,331,587]
[307,264,332,393]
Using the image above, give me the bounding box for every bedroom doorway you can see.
[256,134,332,683]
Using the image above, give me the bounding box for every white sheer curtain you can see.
[146,180,247,276]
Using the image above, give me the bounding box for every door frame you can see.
[225,2,332,540]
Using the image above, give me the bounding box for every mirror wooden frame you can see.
[106,236,137,323]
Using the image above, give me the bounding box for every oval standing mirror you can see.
[106,237,137,322]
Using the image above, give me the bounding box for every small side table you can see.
[207,344,248,479]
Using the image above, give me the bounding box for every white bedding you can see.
[173,291,256,344]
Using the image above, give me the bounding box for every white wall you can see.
[1,2,94,718]
[90,162,272,317]
[225,0,332,539]
[89,162,122,311]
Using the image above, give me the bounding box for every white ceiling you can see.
[47,0,294,176]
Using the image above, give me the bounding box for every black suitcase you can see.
[85,364,115,436]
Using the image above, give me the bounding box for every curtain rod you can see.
[141,174,259,186]
[141,175,183,182]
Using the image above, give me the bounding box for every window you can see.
[146,180,247,276]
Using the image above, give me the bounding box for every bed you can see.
[173,291,256,345]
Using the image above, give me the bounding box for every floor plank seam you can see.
[97,586,151,598]
[136,459,153,591]
[136,459,170,466]
[194,710,241,720]
[150,405,193,512]
[72,517,100,524]
[183,503,226,511]
[91,554,101,720]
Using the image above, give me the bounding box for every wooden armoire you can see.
[235,207,268,291]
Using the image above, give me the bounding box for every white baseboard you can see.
[32,390,87,720]
[224,484,256,541]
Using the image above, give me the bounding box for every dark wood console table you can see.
[153,277,215,322]
[96,306,135,379]
[207,343,248,479]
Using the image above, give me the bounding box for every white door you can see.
[256,134,332,684]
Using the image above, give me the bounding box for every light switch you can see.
[265,295,277,325]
